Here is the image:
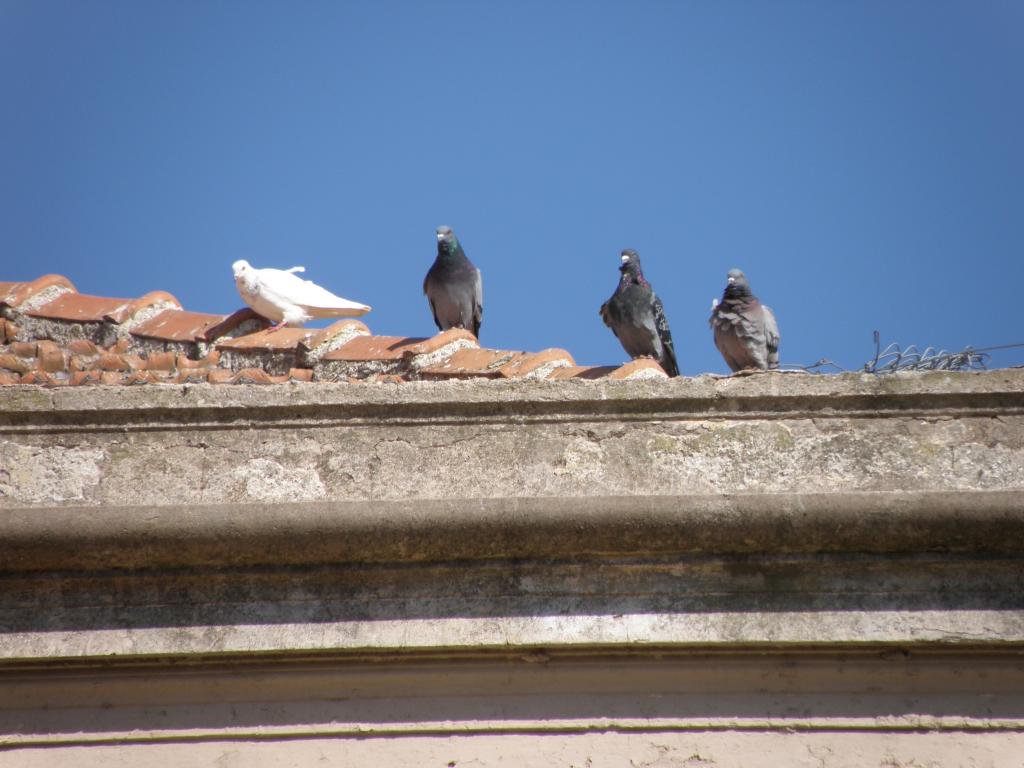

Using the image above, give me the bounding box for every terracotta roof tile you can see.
[207,369,235,384]
[25,293,125,323]
[99,371,125,386]
[36,340,66,373]
[496,348,575,380]
[548,365,620,380]
[607,358,671,380]
[175,369,212,384]
[0,271,668,387]
[143,351,177,372]
[0,274,77,312]
[130,308,228,343]
[216,327,320,353]
[216,319,370,376]
[419,348,526,380]
[233,368,288,385]
[0,353,33,374]
[404,329,481,372]
[9,341,38,358]
[70,370,103,386]
[26,290,180,325]
[123,371,159,385]
[323,335,425,362]
[300,320,372,363]
[405,328,479,356]
[21,370,59,386]
[203,308,272,341]
[177,350,221,369]
[67,339,99,356]
[107,291,181,324]
[0,320,19,343]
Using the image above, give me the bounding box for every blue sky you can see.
[2,1,1022,374]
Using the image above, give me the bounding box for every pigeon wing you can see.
[257,268,370,317]
[471,268,483,338]
[763,304,780,369]
[599,299,615,333]
[652,295,679,377]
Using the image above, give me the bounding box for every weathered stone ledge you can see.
[3,490,1023,572]
[1,369,1022,428]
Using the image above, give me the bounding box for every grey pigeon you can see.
[423,225,483,337]
[709,268,780,371]
[599,249,679,377]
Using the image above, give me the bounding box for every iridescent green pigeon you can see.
[599,249,680,377]
[423,225,483,338]
[709,268,780,371]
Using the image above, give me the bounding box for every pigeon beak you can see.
[727,277,736,284]
[620,255,629,264]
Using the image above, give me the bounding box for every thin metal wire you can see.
[776,334,1024,375]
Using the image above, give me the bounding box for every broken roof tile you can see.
[203,308,272,342]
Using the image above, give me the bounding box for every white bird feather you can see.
[232,260,371,329]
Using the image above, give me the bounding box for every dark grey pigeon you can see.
[599,249,679,377]
[423,225,483,337]
[709,268,780,372]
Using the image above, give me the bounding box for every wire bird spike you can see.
[864,331,990,373]
[776,334,1024,375]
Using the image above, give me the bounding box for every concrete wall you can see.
[1,371,1023,765]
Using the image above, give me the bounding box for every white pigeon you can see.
[232,260,371,330]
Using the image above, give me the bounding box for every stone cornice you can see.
[3,490,1022,572]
